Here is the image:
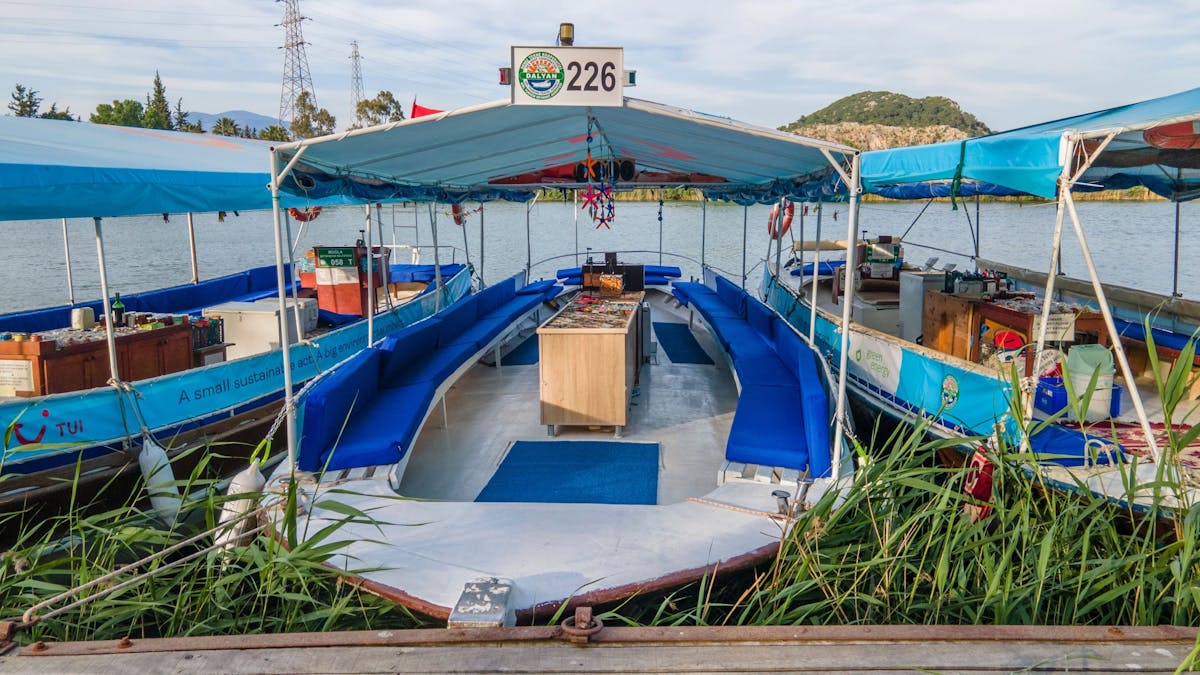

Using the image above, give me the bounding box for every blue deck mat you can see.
[499,334,539,365]
[476,441,659,504]
[653,321,714,365]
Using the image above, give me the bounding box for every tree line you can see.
[8,73,410,141]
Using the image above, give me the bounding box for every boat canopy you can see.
[0,116,309,222]
[861,86,1200,201]
[273,97,858,206]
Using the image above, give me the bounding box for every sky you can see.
[2,0,1198,134]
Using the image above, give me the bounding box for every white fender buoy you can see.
[137,436,182,525]
[216,463,266,551]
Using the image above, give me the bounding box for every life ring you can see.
[767,201,794,239]
[961,448,994,522]
[287,206,322,222]
[451,203,467,226]
[1143,120,1200,150]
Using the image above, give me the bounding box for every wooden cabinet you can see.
[922,290,975,361]
[0,322,193,397]
[537,293,642,433]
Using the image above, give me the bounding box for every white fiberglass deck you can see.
[289,289,839,618]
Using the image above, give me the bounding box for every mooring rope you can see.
[686,496,787,521]
[15,507,271,631]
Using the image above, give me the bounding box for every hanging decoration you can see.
[583,117,616,229]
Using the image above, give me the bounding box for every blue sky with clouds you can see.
[2,0,1197,133]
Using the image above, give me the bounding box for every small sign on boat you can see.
[1032,312,1078,342]
[510,46,624,107]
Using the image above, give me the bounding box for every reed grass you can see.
[0,443,432,644]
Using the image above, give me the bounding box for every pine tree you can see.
[8,83,42,117]
[144,71,173,130]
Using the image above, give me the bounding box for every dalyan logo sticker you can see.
[941,374,959,409]
[518,51,564,100]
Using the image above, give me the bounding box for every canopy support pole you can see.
[269,149,297,472]
[525,200,533,282]
[92,217,120,386]
[1063,188,1161,464]
[832,154,863,476]
[478,204,486,288]
[700,194,707,271]
[1024,174,1070,454]
[283,209,304,339]
[574,189,580,267]
[62,219,75,306]
[809,200,823,343]
[773,198,784,296]
[187,213,199,284]
[1173,176,1182,297]
[741,206,748,286]
[658,190,664,266]
[460,204,473,287]
[429,203,443,312]
[364,204,375,346]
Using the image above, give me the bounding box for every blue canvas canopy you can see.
[861,86,1200,201]
[0,116,307,221]
[274,97,858,206]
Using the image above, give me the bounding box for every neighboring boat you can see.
[253,37,864,623]
[0,117,469,508]
[761,86,1200,518]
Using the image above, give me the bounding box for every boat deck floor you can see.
[398,288,737,504]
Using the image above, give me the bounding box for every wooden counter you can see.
[922,289,1108,376]
[0,322,193,397]
[537,292,643,434]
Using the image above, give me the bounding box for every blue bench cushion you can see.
[715,276,747,318]
[319,382,435,471]
[727,385,809,470]
[476,276,517,315]
[395,340,479,385]
[795,346,832,477]
[379,318,442,384]
[518,279,558,296]
[298,348,382,471]
[436,295,479,343]
[745,299,775,341]
[1028,424,1124,467]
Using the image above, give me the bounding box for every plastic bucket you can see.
[1067,344,1115,421]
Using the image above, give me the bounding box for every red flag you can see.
[411,100,444,118]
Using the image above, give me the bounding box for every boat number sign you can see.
[316,247,357,268]
[510,46,624,107]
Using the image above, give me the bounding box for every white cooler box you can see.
[202,298,316,361]
[255,297,319,333]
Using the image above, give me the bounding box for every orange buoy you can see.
[767,201,795,239]
[1143,120,1200,150]
[287,206,322,222]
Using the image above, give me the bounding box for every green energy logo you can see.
[518,51,564,100]
[854,347,891,381]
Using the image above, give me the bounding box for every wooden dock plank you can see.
[3,625,1195,674]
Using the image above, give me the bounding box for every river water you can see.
[0,199,1193,315]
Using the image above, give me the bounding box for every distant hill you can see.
[781,91,992,150]
[189,110,279,134]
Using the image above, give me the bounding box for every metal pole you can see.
[1173,187,1182,297]
[461,204,473,285]
[429,203,443,311]
[364,204,375,345]
[974,194,982,260]
[186,212,199,283]
[832,154,863,476]
[92,217,120,384]
[269,149,297,472]
[526,200,533,281]
[658,190,664,266]
[478,203,486,287]
[809,200,823,342]
[574,189,579,267]
[1063,189,1161,464]
[62,218,75,306]
[741,205,748,287]
[1025,175,1070,448]
[773,199,784,297]
[700,193,707,271]
[283,208,303,341]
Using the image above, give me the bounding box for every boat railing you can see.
[529,249,745,285]
[380,243,463,266]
